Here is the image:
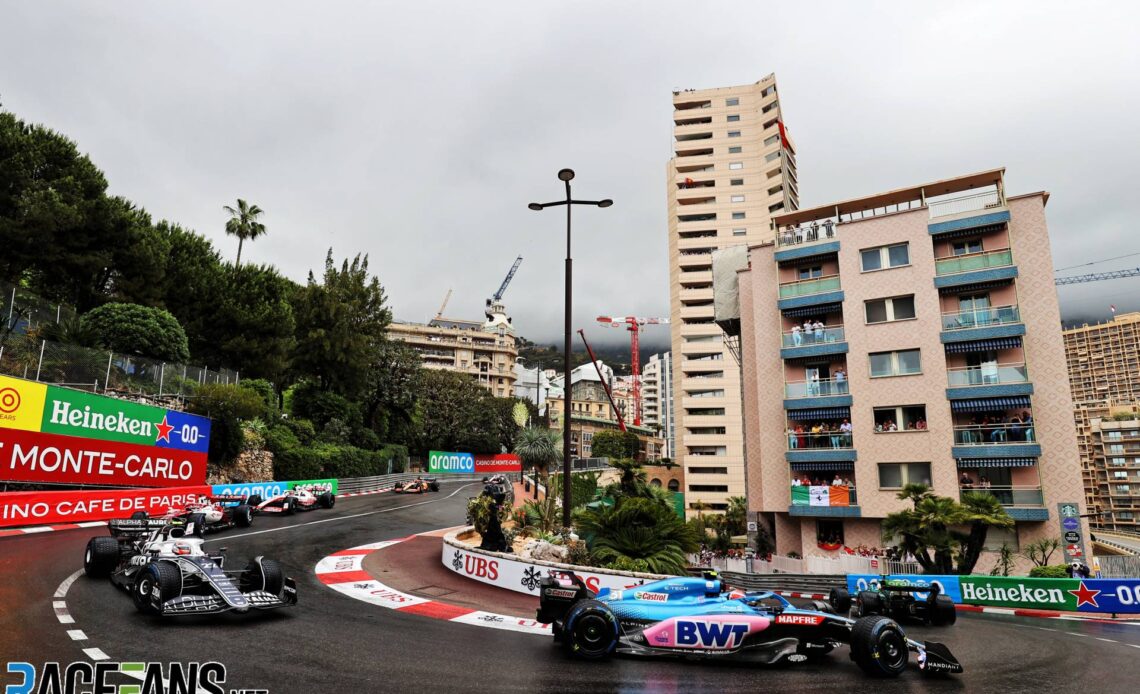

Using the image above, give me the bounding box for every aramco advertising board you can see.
[428,451,521,475]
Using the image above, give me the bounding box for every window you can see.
[1116,485,1131,494]
[728,146,742,153]
[460,360,468,368]
[732,212,746,220]
[1107,431,1123,441]
[731,194,745,202]
[650,478,662,487]
[817,520,844,548]
[768,185,783,195]
[798,266,822,280]
[668,479,680,492]
[869,349,921,377]
[861,243,910,272]
[732,228,746,236]
[764,134,780,146]
[686,408,725,416]
[1112,458,1127,467]
[728,130,741,138]
[727,114,740,122]
[1114,471,1129,479]
[983,526,1020,552]
[725,98,739,106]
[730,178,744,186]
[729,162,743,170]
[865,296,916,323]
[688,389,725,398]
[1119,511,1135,520]
[688,446,727,456]
[768,202,784,213]
[874,405,927,431]
[878,463,932,489]
[689,485,729,492]
[953,239,983,255]
[765,151,781,162]
[1110,444,1125,454]
[689,466,729,474]
[688,427,727,435]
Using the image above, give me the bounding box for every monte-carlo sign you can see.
[0,374,210,488]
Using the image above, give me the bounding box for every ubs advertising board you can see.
[0,375,211,488]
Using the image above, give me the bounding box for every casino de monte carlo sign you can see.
[0,374,211,488]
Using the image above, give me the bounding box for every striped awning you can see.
[932,222,1007,240]
[783,302,842,318]
[938,278,1014,295]
[956,457,1037,468]
[787,407,851,420]
[944,336,1022,354]
[790,461,855,472]
[950,396,1031,413]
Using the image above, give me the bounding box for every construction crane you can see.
[434,289,453,320]
[1055,268,1140,286]
[577,329,626,432]
[595,315,669,426]
[488,255,523,305]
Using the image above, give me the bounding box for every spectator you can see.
[840,419,853,446]
[979,475,991,489]
[832,474,843,486]
[812,320,825,344]
[803,319,814,343]
[960,472,973,489]
[916,418,927,430]
[792,324,802,346]
[792,475,802,487]
[788,426,799,449]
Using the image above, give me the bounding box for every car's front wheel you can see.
[850,615,909,677]
[233,505,253,528]
[132,562,182,615]
[829,587,852,614]
[241,558,284,595]
[283,500,294,516]
[564,600,618,660]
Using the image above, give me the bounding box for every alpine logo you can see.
[676,620,750,649]
[776,614,825,626]
[634,591,668,602]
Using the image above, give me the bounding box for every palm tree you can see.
[573,497,700,575]
[223,199,267,267]
[514,426,559,499]
[954,492,1014,574]
[725,496,748,536]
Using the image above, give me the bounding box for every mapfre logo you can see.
[0,387,21,414]
[775,614,825,626]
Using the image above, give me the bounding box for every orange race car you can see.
[392,477,440,494]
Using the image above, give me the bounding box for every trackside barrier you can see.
[846,574,1140,614]
[1097,555,1140,578]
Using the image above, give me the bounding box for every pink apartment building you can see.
[730,169,1088,568]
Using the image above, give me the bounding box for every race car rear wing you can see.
[108,517,181,537]
[207,494,248,505]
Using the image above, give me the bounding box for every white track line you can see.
[82,647,108,661]
[66,629,87,641]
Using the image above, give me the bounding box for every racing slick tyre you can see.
[829,587,852,614]
[233,505,254,528]
[283,499,295,516]
[563,599,619,660]
[84,536,121,578]
[132,562,182,615]
[850,615,909,678]
[318,492,335,509]
[241,558,284,595]
[856,590,883,617]
[930,594,957,626]
[187,513,208,537]
[247,495,263,507]
[130,511,148,520]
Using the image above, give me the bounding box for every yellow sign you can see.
[0,374,48,432]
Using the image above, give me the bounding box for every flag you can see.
[1111,305,1117,314]
[829,485,850,507]
[777,119,795,155]
[809,485,829,506]
[791,486,810,505]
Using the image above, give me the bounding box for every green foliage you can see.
[467,494,510,536]
[725,496,748,536]
[605,556,652,573]
[186,383,266,464]
[1022,537,1062,567]
[237,378,278,417]
[284,417,317,446]
[412,370,502,454]
[990,542,1016,577]
[574,497,700,575]
[200,263,296,380]
[265,425,300,456]
[522,496,560,536]
[882,485,1014,575]
[80,302,190,363]
[603,458,651,501]
[514,427,560,483]
[291,382,361,430]
[273,448,322,481]
[549,471,601,511]
[566,539,593,567]
[1029,564,1070,578]
[241,418,268,452]
[753,523,775,557]
[223,199,266,267]
[363,341,422,440]
[318,417,353,445]
[590,430,641,460]
[271,442,406,481]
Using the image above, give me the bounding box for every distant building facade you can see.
[388,307,518,396]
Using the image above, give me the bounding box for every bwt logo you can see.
[5,661,233,694]
[675,621,750,649]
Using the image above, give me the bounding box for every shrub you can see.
[274,448,321,481]
[466,494,510,536]
[241,418,268,452]
[1029,564,1070,578]
[81,302,190,363]
[265,425,300,456]
[291,383,360,430]
[318,418,353,445]
[238,378,278,417]
[351,426,381,450]
[566,539,594,567]
[284,417,316,446]
[606,556,652,573]
[187,383,266,464]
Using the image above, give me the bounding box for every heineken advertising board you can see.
[849,573,1140,614]
[0,374,210,488]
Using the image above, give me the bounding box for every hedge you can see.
[272,442,409,481]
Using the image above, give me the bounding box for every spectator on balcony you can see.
[808,221,820,241]
[834,368,847,388]
[822,218,835,238]
[840,419,852,446]
[812,320,825,344]
[886,419,898,432]
[916,418,927,430]
[788,426,800,449]
[803,319,814,343]
[795,424,806,449]
[810,422,823,447]
[783,225,797,246]
[832,474,843,486]
[792,475,802,486]
[808,370,820,395]
[791,324,803,346]
[960,472,973,489]
[979,475,991,489]
[1022,411,1034,441]
[829,424,843,449]
[990,418,1008,443]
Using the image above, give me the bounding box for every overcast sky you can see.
[2,1,1137,347]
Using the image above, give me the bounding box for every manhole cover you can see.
[413,585,456,598]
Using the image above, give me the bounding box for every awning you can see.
[790,461,855,472]
[944,336,1022,354]
[783,303,842,318]
[938,278,1014,295]
[931,222,1007,240]
[787,407,851,420]
[956,458,1037,468]
[950,396,1031,413]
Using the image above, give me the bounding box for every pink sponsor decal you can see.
[641,614,771,649]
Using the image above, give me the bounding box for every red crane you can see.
[595,315,670,426]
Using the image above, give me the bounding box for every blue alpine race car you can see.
[536,571,962,678]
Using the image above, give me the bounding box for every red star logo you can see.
[1068,581,1100,609]
[155,415,174,444]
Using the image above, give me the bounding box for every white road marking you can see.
[82,647,108,661]
[54,569,84,598]
[21,527,54,534]
[76,521,108,528]
[52,600,67,609]
[66,629,87,641]
[55,612,74,624]
[1096,637,1118,643]
[207,483,476,543]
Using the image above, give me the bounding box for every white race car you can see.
[133,494,254,535]
[248,484,335,515]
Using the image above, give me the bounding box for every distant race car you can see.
[536,570,962,678]
[83,517,297,617]
[132,494,254,536]
[393,478,439,494]
[249,484,335,515]
[830,579,957,626]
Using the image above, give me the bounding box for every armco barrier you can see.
[442,529,668,596]
[847,573,1140,614]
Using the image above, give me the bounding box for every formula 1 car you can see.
[393,477,440,494]
[248,484,335,515]
[83,517,297,617]
[131,495,254,536]
[830,579,957,626]
[537,571,962,678]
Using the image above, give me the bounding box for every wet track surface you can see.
[3,480,1139,693]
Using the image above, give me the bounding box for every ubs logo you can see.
[0,387,20,414]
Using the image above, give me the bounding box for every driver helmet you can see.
[173,542,192,555]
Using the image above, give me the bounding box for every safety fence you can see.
[1098,555,1140,578]
[695,553,922,576]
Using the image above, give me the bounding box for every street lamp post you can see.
[529,169,612,529]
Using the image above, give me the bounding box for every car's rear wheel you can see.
[564,600,618,660]
[930,595,957,626]
[84,537,121,578]
[829,587,852,614]
[318,492,335,509]
[132,562,181,615]
[856,590,883,617]
[130,511,148,520]
[233,505,253,527]
[247,495,263,507]
[850,615,908,677]
[283,500,294,515]
[187,513,207,537]
[241,558,284,595]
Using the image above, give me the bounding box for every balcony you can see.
[777,275,844,311]
[780,325,847,359]
[786,430,856,464]
[774,220,840,263]
[933,249,1017,290]
[946,363,1033,400]
[958,486,1048,521]
[928,191,1011,236]
[784,379,852,411]
[790,484,861,517]
[952,424,1041,459]
[940,305,1025,343]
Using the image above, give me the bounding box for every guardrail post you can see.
[34,339,45,381]
[104,352,113,393]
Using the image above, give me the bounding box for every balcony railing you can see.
[928,190,1003,219]
[941,305,1021,331]
[958,485,1043,507]
[782,325,845,347]
[775,221,839,249]
[947,363,1029,387]
[778,275,841,299]
[953,423,1036,445]
[785,379,849,398]
[934,249,1013,275]
[791,484,857,506]
[786,431,853,450]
